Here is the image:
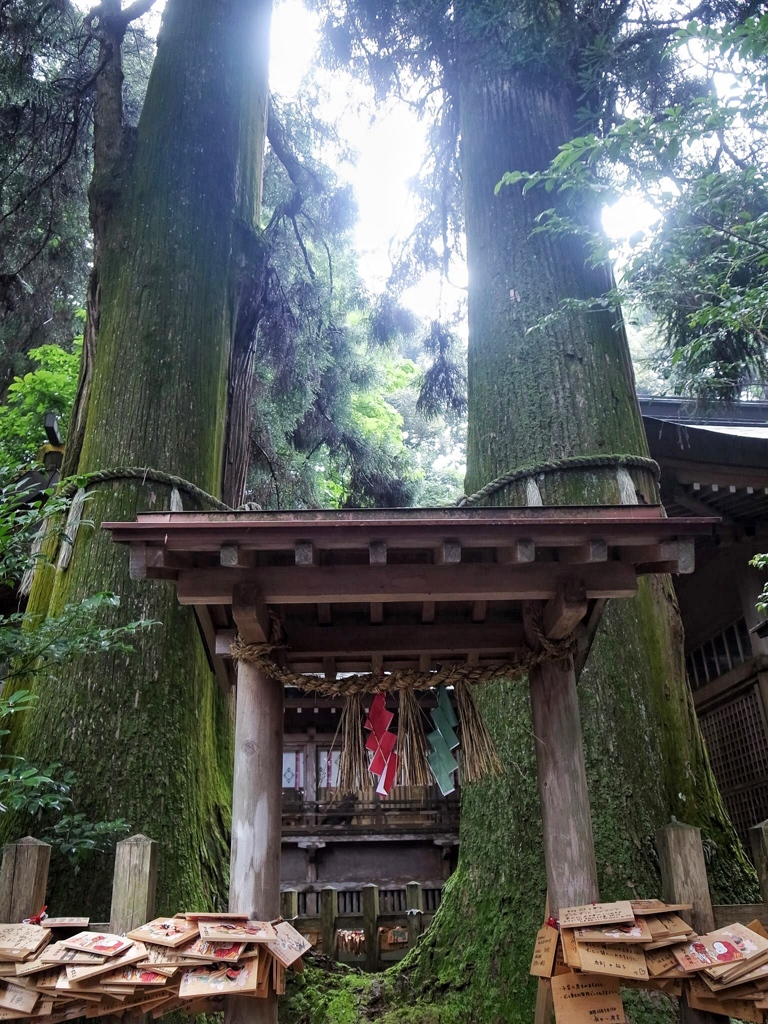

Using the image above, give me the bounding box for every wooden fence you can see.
[280,882,442,972]
[0,833,157,934]
[8,818,768,994]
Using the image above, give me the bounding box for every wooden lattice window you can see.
[699,685,768,842]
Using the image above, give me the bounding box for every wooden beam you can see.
[295,541,318,566]
[176,561,639,606]
[221,544,253,568]
[434,540,461,564]
[622,540,695,575]
[496,540,535,564]
[558,540,607,564]
[421,601,435,623]
[369,541,387,565]
[542,582,588,640]
[129,543,178,580]
[573,598,607,680]
[674,489,734,524]
[370,602,384,624]
[232,583,270,643]
[215,622,527,658]
[129,542,148,580]
[472,601,488,623]
[195,607,235,692]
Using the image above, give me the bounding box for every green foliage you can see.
[0,337,82,467]
[45,814,131,870]
[251,92,462,509]
[750,552,768,616]
[0,1,93,388]
[498,15,768,400]
[0,469,152,866]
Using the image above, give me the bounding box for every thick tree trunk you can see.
[386,69,758,1023]
[6,0,272,915]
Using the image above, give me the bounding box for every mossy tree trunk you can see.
[383,68,758,1024]
[6,0,272,916]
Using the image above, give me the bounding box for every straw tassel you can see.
[454,680,503,783]
[617,467,638,505]
[396,688,431,787]
[170,486,184,511]
[338,693,368,794]
[525,477,543,506]
[57,487,87,571]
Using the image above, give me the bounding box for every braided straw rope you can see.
[59,467,234,511]
[456,453,659,507]
[55,452,657,515]
[230,621,577,696]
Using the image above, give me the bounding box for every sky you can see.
[82,0,652,322]
[269,0,652,317]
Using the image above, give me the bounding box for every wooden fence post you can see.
[750,820,768,905]
[109,834,158,934]
[406,881,423,949]
[320,887,338,960]
[656,822,726,1024]
[655,820,714,934]
[0,837,50,923]
[534,893,553,1024]
[362,884,379,971]
[280,889,298,922]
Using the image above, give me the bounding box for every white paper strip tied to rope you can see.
[56,487,87,570]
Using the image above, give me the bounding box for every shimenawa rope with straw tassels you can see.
[230,613,574,787]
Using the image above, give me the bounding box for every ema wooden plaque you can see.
[560,929,582,970]
[576,943,648,981]
[644,948,680,978]
[559,902,635,929]
[551,973,625,1024]
[574,919,652,945]
[530,926,559,978]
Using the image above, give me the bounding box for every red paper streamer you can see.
[364,693,398,796]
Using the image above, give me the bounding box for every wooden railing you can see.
[281,796,460,833]
[280,882,442,971]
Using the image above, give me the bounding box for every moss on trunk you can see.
[281,67,757,1024]
[4,0,272,916]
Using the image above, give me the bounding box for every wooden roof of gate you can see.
[104,505,717,689]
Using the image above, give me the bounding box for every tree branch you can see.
[120,0,160,26]
[267,96,324,197]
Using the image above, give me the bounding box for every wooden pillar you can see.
[526,601,598,915]
[362,884,380,972]
[226,651,284,1024]
[320,887,338,959]
[280,889,298,922]
[406,881,423,949]
[109,834,158,933]
[656,822,727,1024]
[750,820,768,906]
[0,837,50,923]
[656,821,714,934]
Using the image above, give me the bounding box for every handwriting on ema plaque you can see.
[559,902,635,929]
[551,975,626,1024]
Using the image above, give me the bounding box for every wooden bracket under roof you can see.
[105,505,717,688]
